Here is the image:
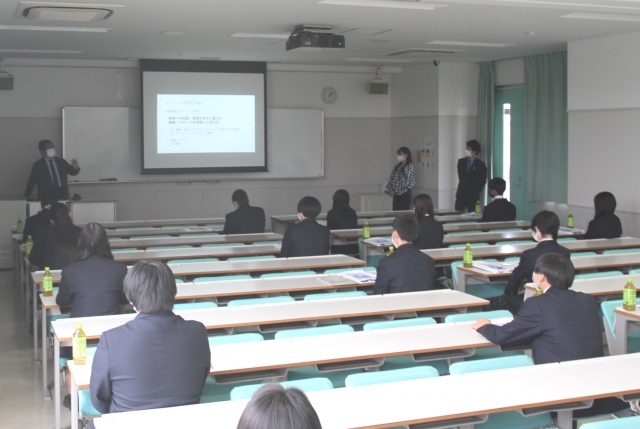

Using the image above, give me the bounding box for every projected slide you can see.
[157,94,256,154]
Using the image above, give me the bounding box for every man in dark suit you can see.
[222,189,266,235]
[374,215,437,294]
[280,196,330,258]
[90,261,210,418]
[24,139,80,201]
[474,253,628,418]
[482,177,517,222]
[487,211,570,313]
[455,139,487,212]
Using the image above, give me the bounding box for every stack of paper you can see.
[338,270,377,284]
[363,237,393,247]
[320,276,357,286]
[472,261,517,274]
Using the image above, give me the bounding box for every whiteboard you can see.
[62,107,323,182]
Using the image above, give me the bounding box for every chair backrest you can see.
[208,333,264,346]
[345,366,439,388]
[167,258,219,265]
[201,243,246,248]
[108,237,123,241]
[603,248,640,255]
[303,291,367,301]
[274,324,354,340]
[146,245,193,251]
[557,237,577,242]
[161,225,198,229]
[260,271,317,279]
[111,248,137,253]
[227,296,295,307]
[173,302,218,311]
[230,378,334,401]
[579,415,640,429]
[495,240,533,245]
[574,271,624,280]
[504,256,520,263]
[363,317,436,331]
[324,267,376,275]
[601,299,623,340]
[115,226,155,230]
[193,274,253,283]
[449,243,490,248]
[445,310,512,324]
[629,269,640,275]
[175,279,184,284]
[178,233,219,238]
[130,235,172,240]
[449,355,534,375]
[571,251,597,257]
[227,255,277,261]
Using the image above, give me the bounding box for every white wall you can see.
[495,59,524,87]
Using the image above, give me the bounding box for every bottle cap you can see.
[28,235,32,238]
[75,322,82,329]
[44,267,50,271]
[466,243,471,246]
[629,278,633,282]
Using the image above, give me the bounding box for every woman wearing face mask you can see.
[385,147,416,211]
[24,139,81,202]
[455,139,487,212]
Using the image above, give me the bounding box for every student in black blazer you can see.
[90,261,210,419]
[412,193,444,250]
[481,177,517,222]
[280,196,330,258]
[222,189,266,235]
[22,195,57,242]
[29,202,80,270]
[374,215,437,294]
[487,211,570,313]
[584,191,623,239]
[24,139,80,201]
[327,189,359,255]
[455,139,487,212]
[474,254,628,418]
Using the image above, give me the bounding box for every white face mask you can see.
[397,155,405,162]
[298,213,303,221]
[531,231,540,242]
[46,148,56,158]
[464,150,472,157]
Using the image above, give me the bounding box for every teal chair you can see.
[115,226,154,230]
[146,245,193,251]
[489,229,524,233]
[130,235,172,240]
[504,256,520,263]
[345,366,439,387]
[449,356,552,429]
[495,240,533,245]
[167,258,219,264]
[178,233,219,238]
[601,299,640,355]
[230,378,334,401]
[629,269,640,275]
[303,291,367,301]
[449,243,490,248]
[260,271,317,279]
[201,243,246,248]
[175,279,184,284]
[448,231,483,235]
[571,251,597,257]
[227,296,295,307]
[557,237,578,242]
[173,302,218,311]
[451,260,506,299]
[108,237,123,241]
[253,241,282,246]
[324,267,376,275]
[111,248,137,252]
[580,416,640,429]
[228,255,277,261]
[358,237,390,268]
[78,347,101,421]
[193,275,252,283]
[362,318,449,375]
[603,248,640,255]
[161,225,197,229]
[205,224,225,229]
[575,271,624,280]
[445,311,521,361]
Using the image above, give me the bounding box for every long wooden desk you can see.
[106,226,224,238]
[523,273,639,301]
[108,232,283,249]
[51,290,487,429]
[90,354,640,429]
[111,244,282,263]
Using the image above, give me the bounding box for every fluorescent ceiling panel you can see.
[231,33,290,39]
[429,41,515,47]
[560,12,640,21]
[23,7,113,21]
[0,24,111,32]
[317,0,447,11]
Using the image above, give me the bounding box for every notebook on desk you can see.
[472,261,517,274]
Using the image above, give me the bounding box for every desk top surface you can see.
[109,232,283,248]
[524,274,639,296]
[111,244,281,262]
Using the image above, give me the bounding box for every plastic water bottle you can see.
[475,201,482,214]
[463,243,473,268]
[363,221,370,239]
[16,218,23,234]
[567,212,574,229]
[386,246,394,256]
[73,323,87,365]
[26,235,34,255]
[42,267,53,297]
[623,278,636,311]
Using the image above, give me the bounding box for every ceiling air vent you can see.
[23,6,114,21]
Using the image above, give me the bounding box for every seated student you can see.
[373,215,437,295]
[584,191,622,239]
[90,261,210,420]
[22,195,57,243]
[487,210,570,313]
[222,189,266,235]
[327,189,358,255]
[280,196,330,258]
[474,253,628,418]
[28,202,81,270]
[481,177,517,222]
[236,384,322,429]
[412,193,444,249]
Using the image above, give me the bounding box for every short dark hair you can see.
[534,253,575,290]
[124,261,176,313]
[40,194,58,210]
[38,140,53,151]
[49,202,80,265]
[232,189,249,206]
[297,196,321,219]
[76,223,113,261]
[531,210,560,240]
[488,177,506,195]
[392,214,420,242]
[236,384,322,429]
[332,189,350,208]
[413,193,434,218]
[466,139,481,154]
[594,191,616,219]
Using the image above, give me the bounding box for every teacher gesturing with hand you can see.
[385,147,415,211]
[24,139,80,202]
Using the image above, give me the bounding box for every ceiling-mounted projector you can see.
[286,24,345,51]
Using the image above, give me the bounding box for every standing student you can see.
[90,261,210,420]
[22,194,57,242]
[481,177,517,222]
[327,189,359,255]
[455,139,487,212]
[222,189,266,235]
[28,202,81,270]
[280,196,330,257]
[24,139,80,201]
[373,215,437,295]
[385,147,416,211]
[412,193,444,250]
[487,210,570,313]
[584,191,622,239]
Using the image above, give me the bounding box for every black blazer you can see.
[280,218,330,258]
[455,157,487,206]
[24,157,80,200]
[222,205,265,235]
[327,206,359,255]
[28,225,81,270]
[413,215,444,250]
[373,244,437,295]
[56,255,128,318]
[584,212,622,240]
[23,210,50,242]
[478,287,603,364]
[90,312,210,414]
[504,240,570,296]
[481,198,517,222]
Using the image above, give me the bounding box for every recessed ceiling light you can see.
[161,30,184,35]
[560,12,640,22]
[0,24,111,32]
[23,6,113,22]
[346,57,412,63]
[0,48,84,54]
[428,41,515,48]
[317,0,447,11]
[231,33,290,39]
